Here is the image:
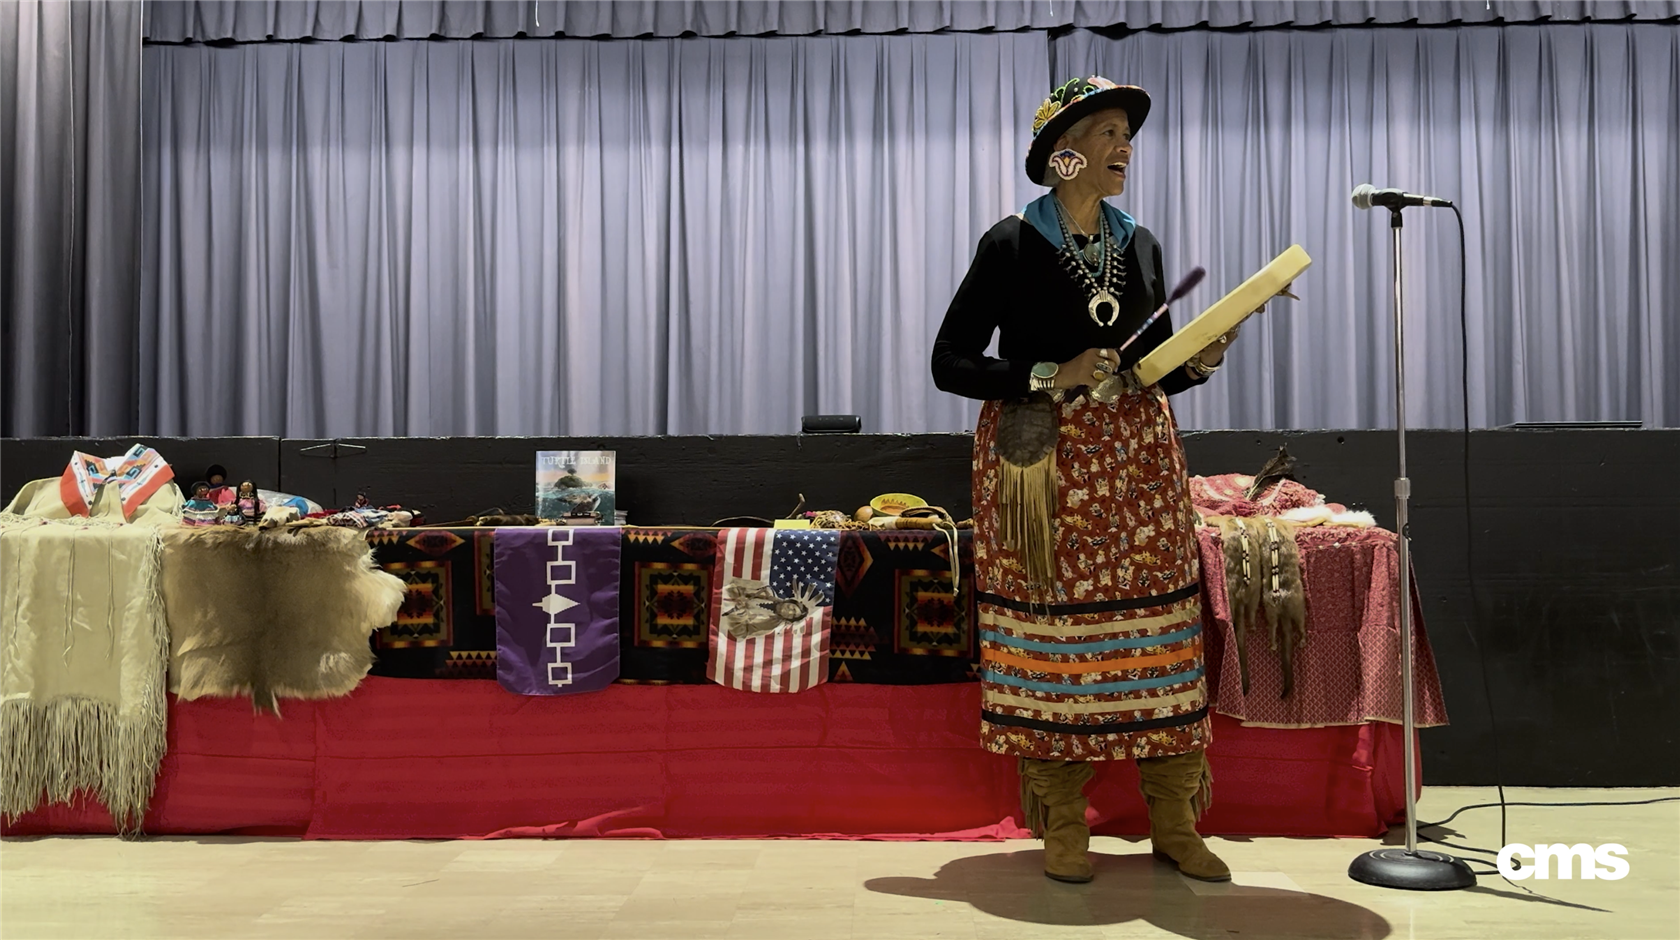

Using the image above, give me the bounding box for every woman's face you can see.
[1057,108,1133,199]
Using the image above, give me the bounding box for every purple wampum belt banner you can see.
[494,527,621,695]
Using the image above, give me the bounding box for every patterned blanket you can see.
[367,528,500,679]
[612,528,979,686]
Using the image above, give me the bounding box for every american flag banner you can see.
[707,528,839,693]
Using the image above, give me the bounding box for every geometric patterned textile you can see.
[617,528,719,684]
[355,526,1450,720]
[367,528,498,679]
[620,528,980,686]
[828,530,978,684]
[1197,525,1450,728]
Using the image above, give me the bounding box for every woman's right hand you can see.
[1056,347,1119,388]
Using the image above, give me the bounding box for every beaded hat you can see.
[1025,76,1151,186]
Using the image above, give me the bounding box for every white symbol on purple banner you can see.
[533,527,578,687]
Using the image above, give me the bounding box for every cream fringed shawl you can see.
[0,515,168,834]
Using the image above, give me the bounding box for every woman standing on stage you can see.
[931,77,1238,884]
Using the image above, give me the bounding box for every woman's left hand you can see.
[1196,323,1241,366]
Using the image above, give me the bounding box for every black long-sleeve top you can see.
[931,216,1209,401]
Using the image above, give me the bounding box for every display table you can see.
[2,678,1411,839]
[1199,525,1449,727]
[1,523,1434,840]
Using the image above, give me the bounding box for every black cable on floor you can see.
[1447,202,1516,855]
[1421,796,1680,832]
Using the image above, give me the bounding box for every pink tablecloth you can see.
[1197,526,1449,728]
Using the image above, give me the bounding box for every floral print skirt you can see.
[972,383,1210,761]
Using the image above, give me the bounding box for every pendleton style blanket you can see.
[161,526,405,714]
[828,530,978,684]
[494,527,621,695]
[617,528,720,684]
[367,528,501,679]
[613,528,979,686]
[0,516,169,833]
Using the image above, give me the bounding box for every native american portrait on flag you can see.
[707,528,838,693]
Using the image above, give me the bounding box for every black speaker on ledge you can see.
[801,415,862,434]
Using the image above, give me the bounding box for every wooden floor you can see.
[2,787,1675,940]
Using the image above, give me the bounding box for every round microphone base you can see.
[1348,849,1477,891]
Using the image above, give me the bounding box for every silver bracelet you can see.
[1186,355,1219,379]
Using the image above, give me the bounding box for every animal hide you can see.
[1218,517,1263,695]
[0,516,169,834]
[995,392,1060,596]
[1258,518,1308,698]
[161,526,405,713]
[1217,515,1308,698]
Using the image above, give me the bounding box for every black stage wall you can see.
[4,429,1676,788]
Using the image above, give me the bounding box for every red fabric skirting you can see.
[2,678,1412,840]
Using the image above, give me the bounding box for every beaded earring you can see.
[1049,148,1087,181]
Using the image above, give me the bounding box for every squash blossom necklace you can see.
[1054,196,1127,328]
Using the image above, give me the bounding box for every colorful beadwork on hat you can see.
[1032,76,1122,137]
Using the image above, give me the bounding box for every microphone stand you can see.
[1347,206,1477,891]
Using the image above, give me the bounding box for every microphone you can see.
[1351,183,1454,210]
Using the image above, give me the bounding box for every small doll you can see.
[183,482,220,526]
[205,464,235,505]
[231,481,265,526]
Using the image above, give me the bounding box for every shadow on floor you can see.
[864,849,1392,939]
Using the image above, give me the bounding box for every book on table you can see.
[536,450,616,525]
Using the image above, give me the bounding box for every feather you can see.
[1167,266,1208,304]
[1244,446,1299,501]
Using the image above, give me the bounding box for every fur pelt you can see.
[1217,516,1308,698]
[1218,517,1263,695]
[160,526,405,714]
[996,392,1061,596]
[1258,518,1308,699]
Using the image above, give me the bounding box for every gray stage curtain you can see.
[1052,23,1680,430]
[140,32,1046,437]
[0,0,142,437]
[140,0,1680,42]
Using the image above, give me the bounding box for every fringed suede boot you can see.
[1019,758,1096,883]
[1136,749,1230,882]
